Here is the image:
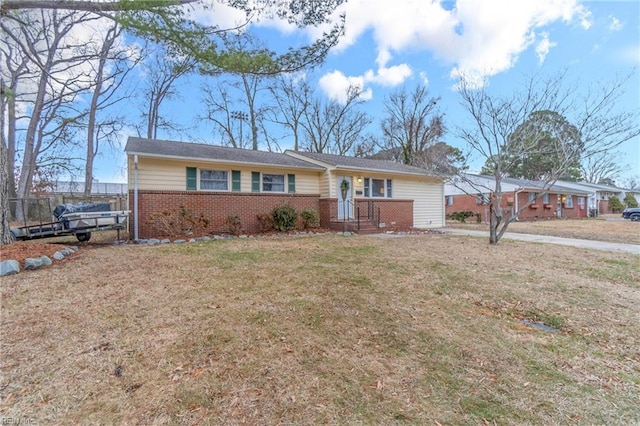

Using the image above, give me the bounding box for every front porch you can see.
[319,198,414,234]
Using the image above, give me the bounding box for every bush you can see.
[608,196,624,213]
[272,204,298,231]
[225,215,242,236]
[256,213,274,232]
[147,205,210,236]
[623,193,638,208]
[300,209,319,229]
[446,211,475,223]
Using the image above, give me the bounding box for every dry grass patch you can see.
[1,234,639,424]
[448,216,640,245]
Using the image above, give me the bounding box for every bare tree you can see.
[457,71,640,244]
[267,76,311,151]
[379,85,445,168]
[581,150,626,185]
[301,85,372,155]
[199,82,248,148]
[79,23,141,195]
[137,51,194,140]
[621,175,640,190]
[1,9,105,218]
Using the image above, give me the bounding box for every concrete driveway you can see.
[443,228,640,255]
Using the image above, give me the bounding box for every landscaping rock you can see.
[174,239,186,244]
[24,255,52,270]
[161,239,171,244]
[147,238,160,246]
[0,260,20,276]
[53,251,65,261]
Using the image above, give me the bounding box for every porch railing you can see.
[331,199,381,231]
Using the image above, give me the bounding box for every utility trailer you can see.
[10,198,129,242]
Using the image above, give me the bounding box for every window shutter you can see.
[186,167,197,190]
[288,174,296,193]
[232,170,241,192]
[251,172,260,192]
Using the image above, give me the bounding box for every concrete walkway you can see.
[443,228,640,255]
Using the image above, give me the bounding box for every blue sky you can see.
[94,0,639,185]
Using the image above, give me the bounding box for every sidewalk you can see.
[443,228,640,255]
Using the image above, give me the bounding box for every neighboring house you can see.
[555,181,628,214]
[444,174,591,221]
[125,137,444,239]
[50,180,128,196]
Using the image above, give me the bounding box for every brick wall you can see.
[374,199,414,229]
[446,192,587,221]
[130,190,320,238]
[319,198,414,229]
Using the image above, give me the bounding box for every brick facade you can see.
[130,190,320,238]
[319,198,414,230]
[446,191,587,222]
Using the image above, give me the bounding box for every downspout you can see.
[134,155,139,241]
[514,189,523,221]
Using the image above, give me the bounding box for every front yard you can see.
[1,232,639,424]
[446,215,640,245]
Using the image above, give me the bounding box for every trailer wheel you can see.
[76,232,92,242]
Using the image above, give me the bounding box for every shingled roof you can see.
[287,151,435,176]
[125,137,324,170]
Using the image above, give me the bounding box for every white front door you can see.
[337,176,353,219]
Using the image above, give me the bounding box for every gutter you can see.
[125,151,325,171]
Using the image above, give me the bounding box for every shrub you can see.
[609,196,624,213]
[623,193,638,208]
[446,211,475,223]
[256,213,274,232]
[272,204,298,231]
[300,209,319,229]
[147,205,210,236]
[225,215,242,236]
[475,212,482,223]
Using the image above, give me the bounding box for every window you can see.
[288,174,296,193]
[232,170,241,192]
[445,195,454,206]
[542,193,550,204]
[252,172,260,192]
[372,179,385,197]
[363,177,392,198]
[186,167,197,191]
[200,170,228,190]
[528,192,538,203]
[564,195,574,208]
[476,193,489,205]
[577,197,585,208]
[262,174,285,192]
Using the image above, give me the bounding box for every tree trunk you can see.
[0,134,12,245]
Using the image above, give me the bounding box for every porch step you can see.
[328,221,380,234]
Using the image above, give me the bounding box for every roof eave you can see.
[126,151,324,171]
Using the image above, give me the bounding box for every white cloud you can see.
[305,0,590,86]
[318,71,372,104]
[187,2,248,32]
[363,63,412,87]
[535,32,557,64]
[608,15,623,32]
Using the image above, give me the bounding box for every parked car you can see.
[621,207,640,221]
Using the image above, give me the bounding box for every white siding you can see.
[130,156,320,193]
[394,177,444,228]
